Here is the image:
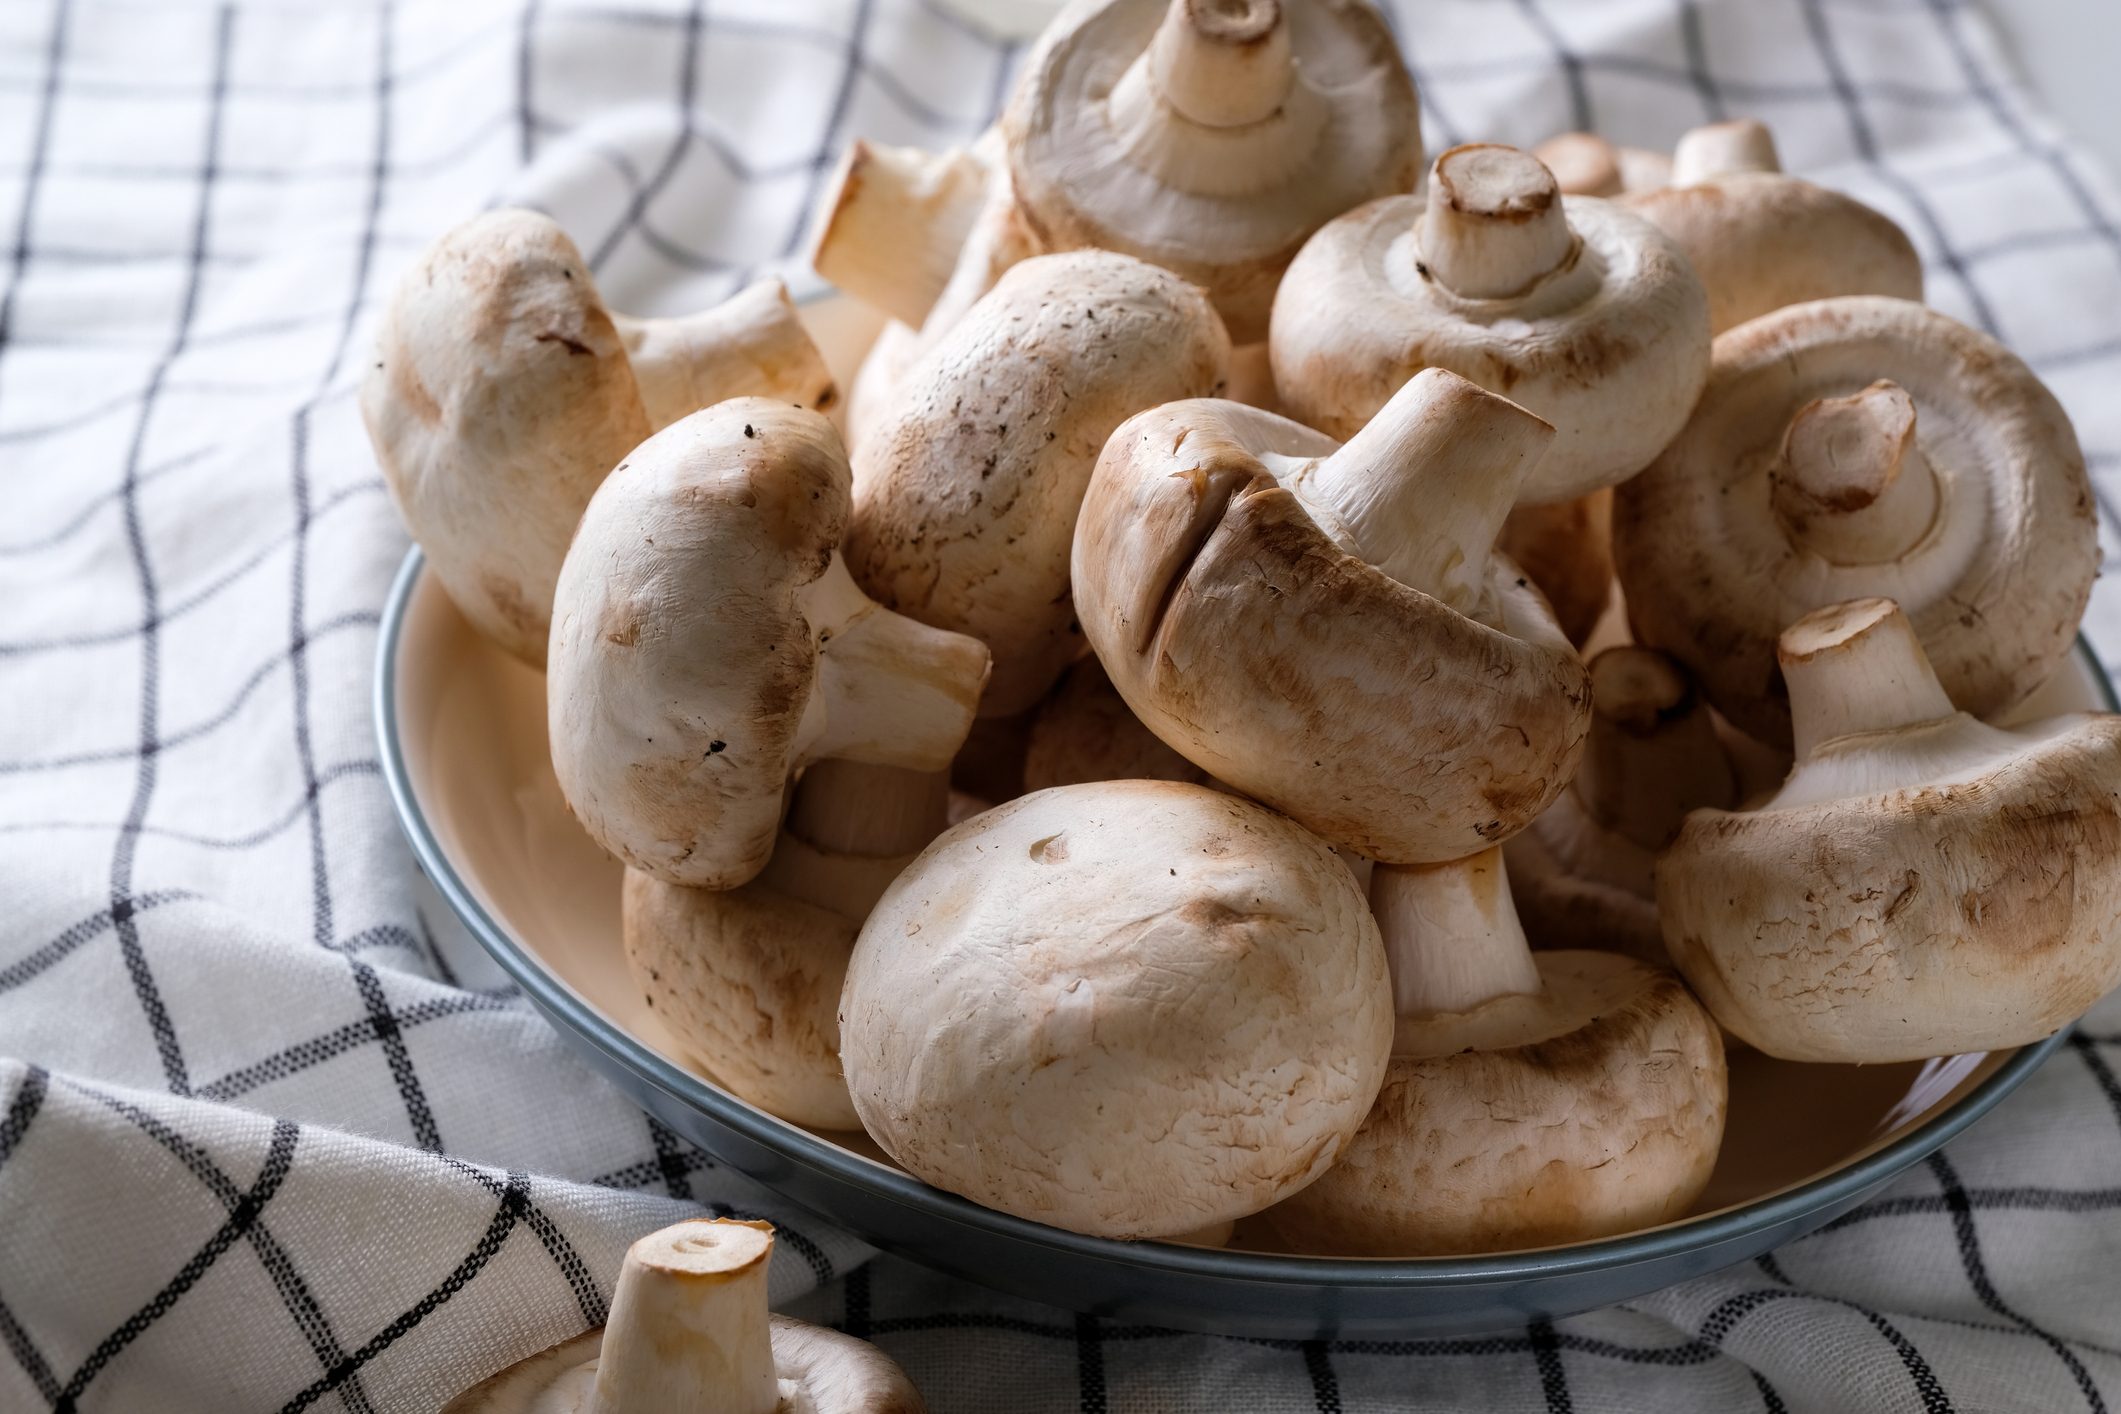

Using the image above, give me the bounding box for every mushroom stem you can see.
[612,281,832,432]
[1142,0,1293,130]
[1371,850,1542,1018]
[1671,119,1783,185]
[587,1219,780,1414]
[1417,145,1576,300]
[786,759,950,859]
[795,556,991,772]
[1770,380,1940,565]
[1780,598,1958,758]
[807,139,993,331]
[1292,368,1556,613]
[1577,648,1737,848]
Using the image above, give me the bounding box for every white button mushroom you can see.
[626,761,951,1131]
[1002,0,1422,344]
[846,251,1230,718]
[807,136,996,333]
[1072,367,1591,864]
[362,209,834,666]
[1659,598,2121,1064]
[1021,658,1208,793]
[548,399,992,890]
[442,1218,923,1414]
[1533,131,1673,197]
[1504,647,1738,967]
[1631,119,1923,335]
[838,780,1394,1239]
[1613,296,2099,747]
[1265,848,1727,1257]
[1269,143,1710,504]
[1496,489,1614,649]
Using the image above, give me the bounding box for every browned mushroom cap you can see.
[1631,120,1923,334]
[1497,488,1614,649]
[1613,296,2098,747]
[361,209,833,665]
[1659,598,2121,1063]
[1073,368,1591,863]
[1269,143,1710,504]
[1004,0,1421,343]
[625,761,949,1130]
[1022,657,1209,792]
[847,250,1228,718]
[548,400,990,889]
[1533,131,1673,197]
[1264,850,1726,1256]
[1504,647,1737,966]
[443,1219,923,1413]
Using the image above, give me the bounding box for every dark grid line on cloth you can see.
[103,1,239,1103]
[1302,1339,1341,1413]
[0,447,215,555]
[1073,1311,1105,1414]
[1530,1318,1576,1413]
[1676,0,1727,121]
[647,1113,697,1200]
[584,0,705,273]
[2070,1032,2121,1131]
[0,0,69,413]
[193,994,519,1103]
[780,0,876,264]
[1512,0,1593,133]
[0,758,382,850]
[66,1084,379,1414]
[1698,1277,1957,1412]
[439,1158,609,1330]
[0,890,198,994]
[0,1064,46,1171]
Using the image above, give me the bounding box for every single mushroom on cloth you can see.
[444,1218,923,1414]
[1504,647,1738,967]
[1659,598,2121,1064]
[838,780,1394,1240]
[1613,296,2098,748]
[1269,142,1710,504]
[1630,119,1923,335]
[1002,0,1422,344]
[1073,367,1591,864]
[361,208,834,665]
[847,250,1229,718]
[548,399,991,890]
[1265,848,1727,1257]
[626,761,950,1131]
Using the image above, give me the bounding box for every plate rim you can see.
[375,544,2090,1290]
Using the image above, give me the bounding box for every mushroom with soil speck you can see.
[1613,295,2098,747]
[1072,368,1591,863]
[838,780,1394,1239]
[1269,142,1710,504]
[1658,597,2121,1063]
[548,399,991,889]
[1264,848,1727,1256]
[442,1218,922,1413]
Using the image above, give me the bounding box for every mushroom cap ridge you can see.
[1072,399,1591,863]
[838,780,1394,1239]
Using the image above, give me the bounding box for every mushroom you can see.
[626,761,949,1130]
[1630,119,1923,335]
[807,137,995,331]
[1532,131,1673,197]
[443,1218,922,1413]
[1658,597,2121,1063]
[1022,658,1208,793]
[838,779,1394,1239]
[1497,488,1614,649]
[1612,296,2098,747]
[1072,367,1591,863]
[1504,647,1738,966]
[548,398,991,889]
[846,250,1229,718]
[362,208,834,664]
[1002,0,1422,343]
[1269,142,1710,504]
[1265,848,1727,1256]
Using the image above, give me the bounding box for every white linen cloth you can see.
[3,1,2121,1409]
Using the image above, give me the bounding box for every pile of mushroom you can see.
[367,1,2121,1319]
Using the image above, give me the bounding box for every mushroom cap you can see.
[1612,297,2098,746]
[361,208,650,664]
[1022,657,1209,792]
[1264,950,1726,1256]
[441,1316,923,1414]
[1072,398,1590,863]
[1004,0,1421,343]
[839,780,1394,1239]
[1503,794,1665,966]
[1660,706,2121,1063]
[847,250,1228,717]
[1533,132,1673,197]
[1268,188,1710,503]
[1631,165,1922,336]
[1496,488,1613,648]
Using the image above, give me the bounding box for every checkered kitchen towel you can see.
[3,0,2121,1409]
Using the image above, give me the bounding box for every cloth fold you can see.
[2,0,2119,1409]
